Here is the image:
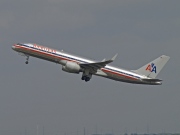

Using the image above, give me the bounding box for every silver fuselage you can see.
[12,43,162,85]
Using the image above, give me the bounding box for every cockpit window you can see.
[17,43,24,46]
[17,43,32,46]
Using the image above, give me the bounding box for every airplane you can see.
[12,43,170,85]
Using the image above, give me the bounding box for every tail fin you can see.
[133,55,170,78]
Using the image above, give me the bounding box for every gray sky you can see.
[1,1,180,135]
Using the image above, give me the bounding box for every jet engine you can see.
[62,61,81,74]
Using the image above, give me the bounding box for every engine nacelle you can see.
[62,61,81,74]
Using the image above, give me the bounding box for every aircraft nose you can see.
[12,44,16,50]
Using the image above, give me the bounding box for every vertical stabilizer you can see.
[133,55,170,78]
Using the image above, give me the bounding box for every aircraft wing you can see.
[80,54,118,71]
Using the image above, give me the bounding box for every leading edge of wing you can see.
[80,54,118,69]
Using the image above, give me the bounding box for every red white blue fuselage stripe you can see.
[13,43,144,81]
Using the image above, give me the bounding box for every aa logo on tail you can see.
[146,63,157,73]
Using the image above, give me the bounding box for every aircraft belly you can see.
[95,69,138,83]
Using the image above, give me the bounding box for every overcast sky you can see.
[1,1,180,135]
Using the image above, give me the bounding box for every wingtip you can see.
[111,53,118,61]
[101,58,106,62]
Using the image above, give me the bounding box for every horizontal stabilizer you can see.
[142,78,163,82]
[111,53,118,61]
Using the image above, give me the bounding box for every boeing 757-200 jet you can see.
[12,43,170,85]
